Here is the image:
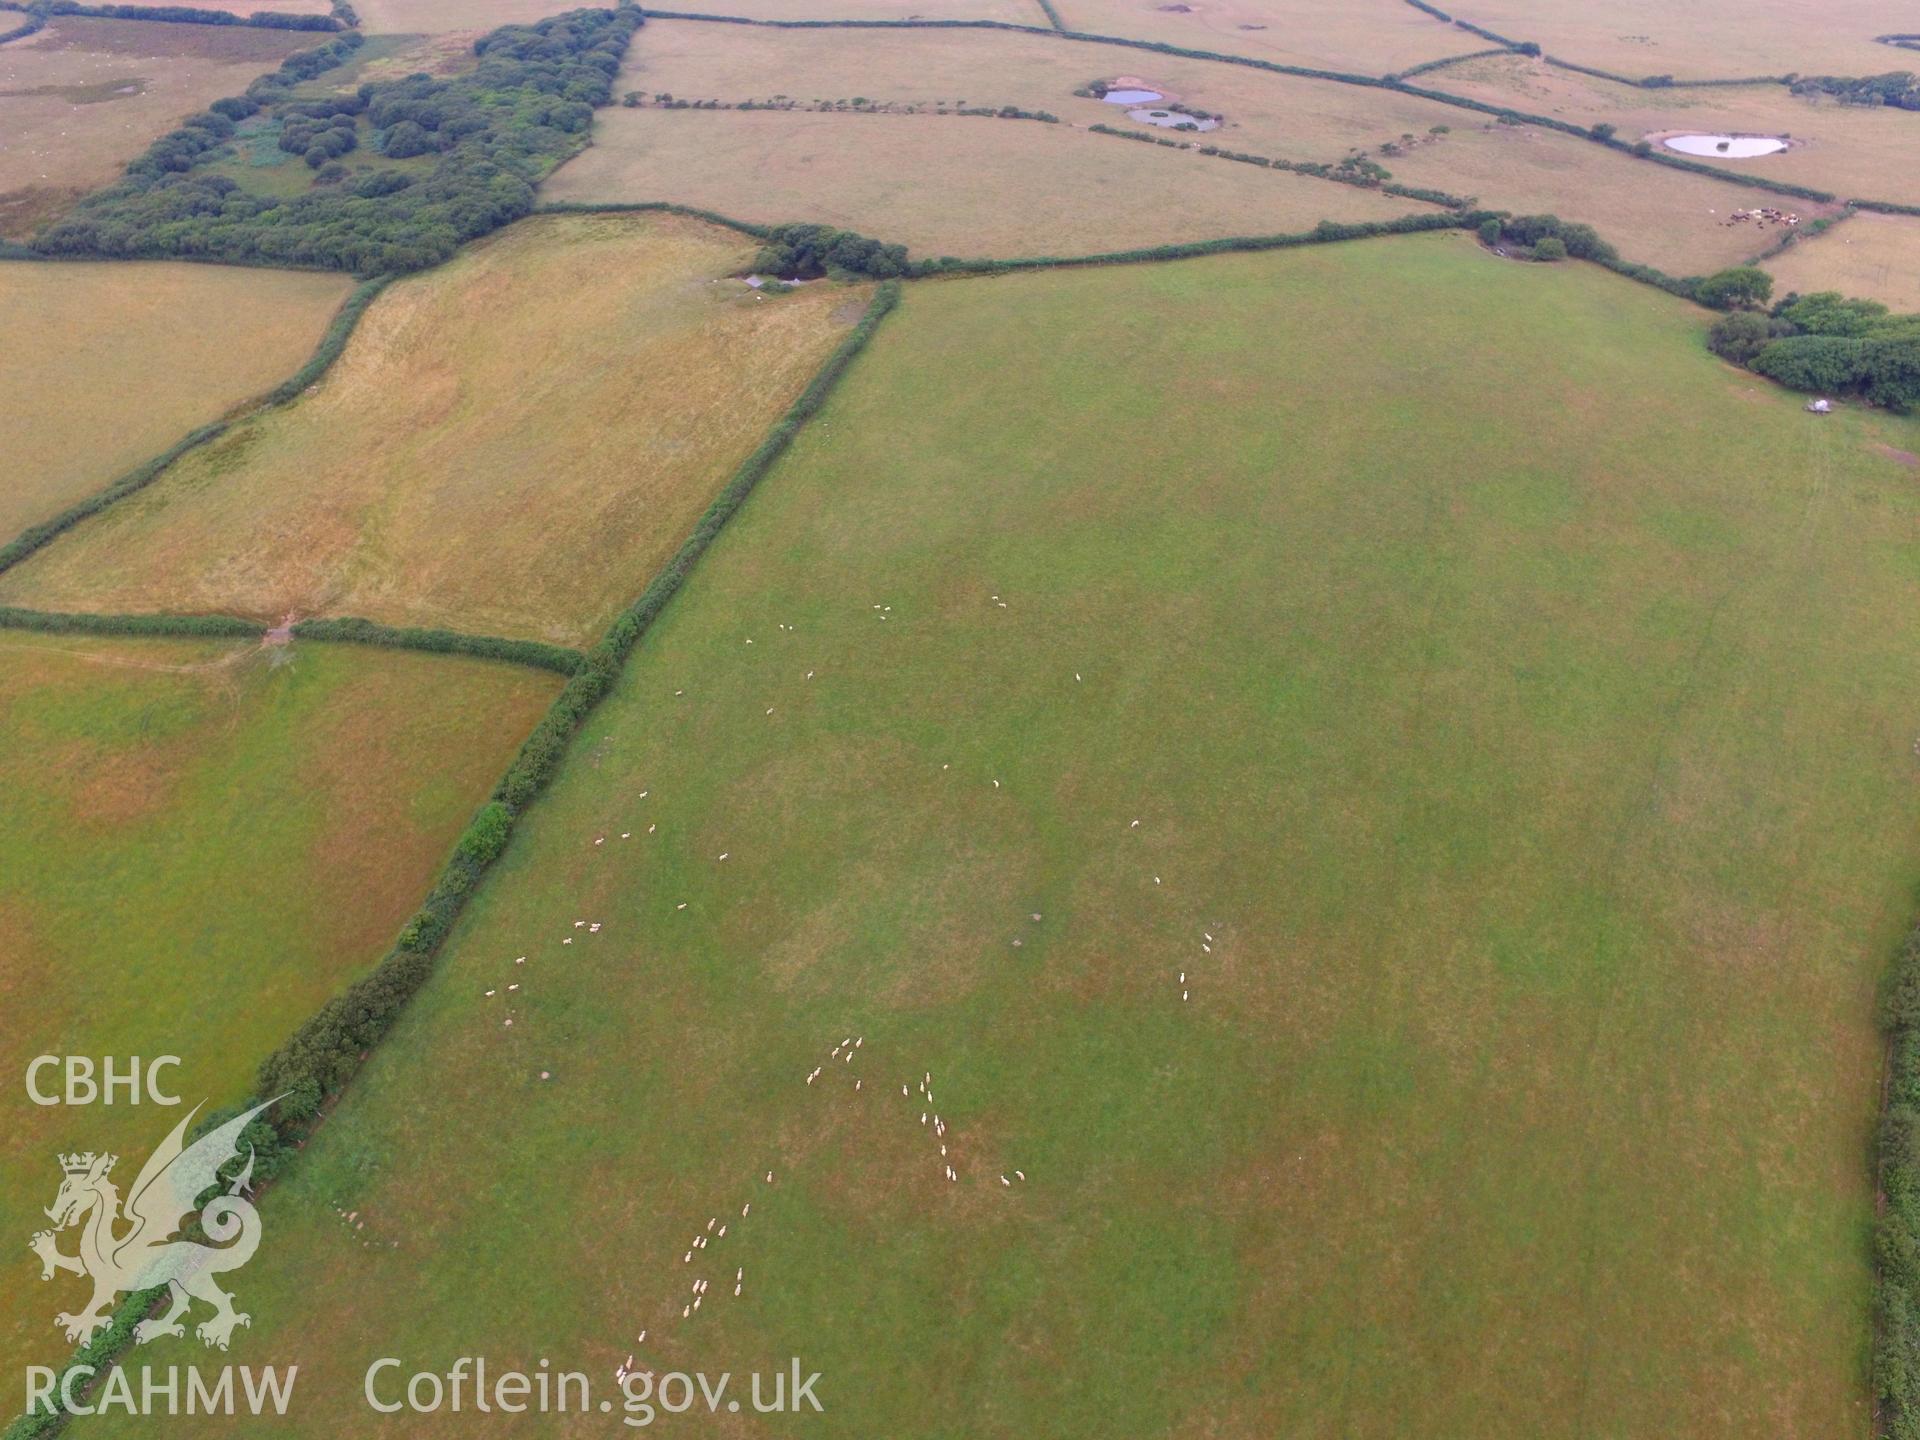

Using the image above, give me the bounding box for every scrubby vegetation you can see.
[1790,70,1920,110]
[1709,289,1920,411]
[753,221,909,279]
[31,7,642,273]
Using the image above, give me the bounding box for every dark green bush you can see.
[1696,265,1775,310]
[1706,310,1772,365]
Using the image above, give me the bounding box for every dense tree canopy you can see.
[32,6,643,275]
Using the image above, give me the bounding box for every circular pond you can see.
[1661,133,1788,157]
[1101,87,1164,104]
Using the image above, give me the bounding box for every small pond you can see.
[1127,106,1220,132]
[1102,87,1164,104]
[1662,133,1788,157]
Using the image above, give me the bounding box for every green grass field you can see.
[79,233,1920,1438]
[0,632,558,1387]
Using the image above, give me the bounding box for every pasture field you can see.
[606,20,1827,274]
[0,17,314,238]
[85,234,1920,1439]
[0,214,869,645]
[1381,118,1836,273]
[541,108,1431,257]
[1440,0,1918,84]
[93,0,331,14]
[619,16,1473,150]
[0,259,352,542]
[0,630,558,1388]
[634,0,1042,23]
[351,0,652,32]
[1051,0,1490,73]
[1436,54,1920,209]
[1766,212,1920,315]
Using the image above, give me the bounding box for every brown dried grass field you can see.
[1382,119,1842,274]
[351,0,593,33]
[0,259,352,542]
[0,16,315,238]
[1765,212,1920,315]
[542,107,1428,259]
[1440,0,1920,83]
[606,19,1841,275]
[618,15,1472,148]
[1052,0,1492,73]
[95,0,330,14]
[1434,53,1920,209]
[0,213,869,645]
[639,0,1042,23]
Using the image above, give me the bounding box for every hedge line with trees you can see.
[633,11,1916,217]
[0,276,386,578]
[6,276,904,1440]
[1790,70,1920,109]
[1710,288,1920,411]
[290,616,585,674]
[242,280,900,1202]
[1878,917,1920,1438]
[32,7,643,274]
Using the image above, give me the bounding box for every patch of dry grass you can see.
[0,16,315,238]
[1053,0,1493,73]
[1384,118,1839,274]
[0,630,557,1387]
[354,0,639,32]
[603,20,1834,275]
[0,259,352,541]
[648,0,1042,22]
[0,214,867,644]
[1765,212,1920,313]
[1443,0,1918,82]
[543,108,1435,258]
[619,15,1472,152]
[101,0,329,14]
[1434,53,1920,209]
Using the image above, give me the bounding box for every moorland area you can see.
[4,1,1920,1437]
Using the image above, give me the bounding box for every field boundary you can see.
[1878,914,1920,1437]
[1393,0,1795,89]
[288,617,585,675]
[0,606,264,639]
[0,608,586,675]
[0,275,390,581]
[633,10,1910,214]
[0,271,904,1440]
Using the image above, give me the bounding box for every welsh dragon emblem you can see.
[29,1098,280,1351]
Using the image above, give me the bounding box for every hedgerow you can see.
[290,616,585,674]
[1879,919,1920,1437]
[1392,47,1506,80]
[0,607,264,638]
[244,281,901,1179]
